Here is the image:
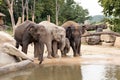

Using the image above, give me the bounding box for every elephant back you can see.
[14,20,36,40]
[15,20,35,33]
[62,21,80,29]
[39,21,57,30]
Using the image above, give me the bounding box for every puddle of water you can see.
[0,64,120,80]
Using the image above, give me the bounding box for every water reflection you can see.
[0,64,120,80]
[27,65,82,80]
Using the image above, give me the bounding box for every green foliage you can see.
[0,0,2,4]
[99,0,120,32]
[0,0,89,26]
[59,0,89,24]
[99,0,120,17]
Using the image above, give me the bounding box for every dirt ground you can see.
[26,44,120,65]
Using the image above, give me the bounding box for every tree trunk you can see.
[47,15,50,22]
[22,0,25,22]
[55,0,58,25]
[5,0,15,34]
[26,0,29,20]
[32,0,35,22]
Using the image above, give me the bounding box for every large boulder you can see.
[114,37,120,48]
[101,28,116,46]
[0,31,34,74]
[0,31,15,46]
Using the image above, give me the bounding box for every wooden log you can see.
[1,43,33,61]
[84,24,107,31]
[82,31,120,37]
[0,60,35,76]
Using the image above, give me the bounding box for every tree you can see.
[32,0,35,22]
[55,0,58,25]
[22,0,25,22]
[0,0,2,4]
[59,0,89,24]
[5,0,15,32]
[99,0,120,17]
[0,0,89,27]
[99,0,120,32]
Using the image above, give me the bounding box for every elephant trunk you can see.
[59,38,66,51]
[74,37,81,56]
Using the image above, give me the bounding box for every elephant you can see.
[39,21,66,58]
[14,20,46,64]
[62,21,86,57]
[52,38,70,57]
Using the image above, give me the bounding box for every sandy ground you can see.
[26,44,120,65]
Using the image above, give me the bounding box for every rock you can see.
[101,42,114,46]
[101,28,116,46]
[114,37,120,48]
[0,31,15,46]
[0,60,35,76]
[0,31,33,66]
[0,31,35,75]
[0,52,17,67]
[1,43,33,61]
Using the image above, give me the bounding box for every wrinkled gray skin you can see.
[14,20,46,64]
[86,27,103,45]
[62,21,86,56]
[39,21,66,58]
[53,38,70,57]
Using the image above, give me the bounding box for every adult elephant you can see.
[62,21,86,56]
[14,20,46,64]
[39,21,66,58]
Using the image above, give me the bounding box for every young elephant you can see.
[52,38,70,57]
[39,21,66,58]
[14,20,46,64]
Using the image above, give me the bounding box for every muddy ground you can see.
[26,44,120,65]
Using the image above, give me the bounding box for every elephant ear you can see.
[27,23,37,34]
[51,27,59,38]
[36,24,47,36]
[81,25,86,34]
[66,27,72,39]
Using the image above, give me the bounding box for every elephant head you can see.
[51,26,66,42]
[26,24,47,64]
[27,24,47,41]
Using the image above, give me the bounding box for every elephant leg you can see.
[34,42,40,58]
[70,41,79,57]
[61,49,66,57]
[77,40,81,56]
[22,41,29,54]
[46,42,53,59]
[16,42,19,49]
[52,41,59,58]
[60,40,66,57]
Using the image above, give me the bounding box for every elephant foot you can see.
[61,54,67,57]
[47,55,53,59]
[74,53,80,57]
[54,54,59,58]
